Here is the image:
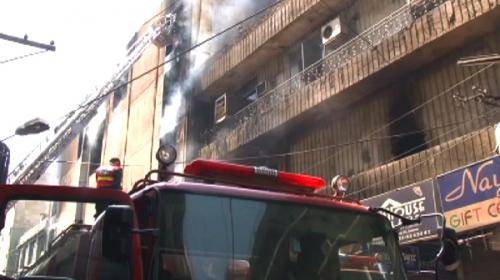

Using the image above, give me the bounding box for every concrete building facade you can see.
[183,0,500,279]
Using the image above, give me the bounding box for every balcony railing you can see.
[201,0,495,158]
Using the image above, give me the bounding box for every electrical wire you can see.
[20,113,494,171]
[349,125,496,198]
[73,0,285,113]
[8,0,286,179]
[201,113,494,163]
[13,1,493,179]
[0,49,48,64]
[0,134,16,142]
[13,63,496,180]
[351,107,500,187]
[44,0,284,128]
[348,106,500,198]
[304,63,497,173]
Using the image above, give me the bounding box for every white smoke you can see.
[160,0,270,138]
[188,0,267,74]
[86,103,107,144]
[160,87,183,135]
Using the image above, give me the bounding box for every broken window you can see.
[389,89,427,159]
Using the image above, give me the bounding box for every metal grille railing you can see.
[201,0,446,157]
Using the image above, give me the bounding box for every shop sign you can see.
[362,179,439,243]
[438,156,500,232]
[401,246,420,272]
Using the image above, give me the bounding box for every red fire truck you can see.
[0,146,457,280]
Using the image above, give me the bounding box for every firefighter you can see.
[94,158,123,218]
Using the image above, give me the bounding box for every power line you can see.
[9,0,286,178]
[73,0,285,113]
[204,114,494,163]
[0,49,48,65]
[349,125,496,198]
[27,113,493,169]
[304,63,497,173]
[348,106,500,198]
[354,107,499,181]
[47,0,284,130]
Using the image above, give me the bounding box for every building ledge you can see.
[199,0,350,98]
[201,0,500,158]
[349,125,496,200]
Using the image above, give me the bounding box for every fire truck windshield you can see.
[155,192,407,280]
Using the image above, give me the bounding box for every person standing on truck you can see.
[94,157,123,218]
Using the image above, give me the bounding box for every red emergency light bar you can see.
[184,159,326,191]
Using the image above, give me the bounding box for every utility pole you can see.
[0,32,55,51]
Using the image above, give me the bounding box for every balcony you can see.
[201,0,500,159]
[199,0,351,98]
[349,125,496,199]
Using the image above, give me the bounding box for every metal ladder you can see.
[9,14,175,185]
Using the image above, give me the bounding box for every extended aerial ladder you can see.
[8,13,175,185]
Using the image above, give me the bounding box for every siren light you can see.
[184,159,326,191]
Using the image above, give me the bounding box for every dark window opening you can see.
[287,44,303,78]
[389,91,427,159]
[50,202,60,217]
[126,32,138,55]
[77,133,84,159]
[239,78,259,104]
[191,98,212,139]
[113,72,129,109]
[302,30,323,69]
[88,121,106,175]
[301,30,323,84]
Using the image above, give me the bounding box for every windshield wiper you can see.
[370,207,421,227]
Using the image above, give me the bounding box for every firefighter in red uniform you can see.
[94,158,123,218]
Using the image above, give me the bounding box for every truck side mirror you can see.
[101,205,134,262]
[439,228,460,271]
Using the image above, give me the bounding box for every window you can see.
[36,233,47,259]
[50,202,60,217]
[302,30,324,84]
[113,72,129,109]
[214,94,227,124]
[155,192,406,279]
[389,90,427,159]
[27,240,35,265]
[302,30,323,69]
[287,44,303,78]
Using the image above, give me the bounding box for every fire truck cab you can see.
[0,163,405,280]
[0,146,455,280]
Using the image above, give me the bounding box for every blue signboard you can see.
[437,155,500,232]
[362,179,439,243]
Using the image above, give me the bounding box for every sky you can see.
[0,0,162,170]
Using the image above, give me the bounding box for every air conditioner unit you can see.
[214,94,227,124]
[321,17,348,46]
